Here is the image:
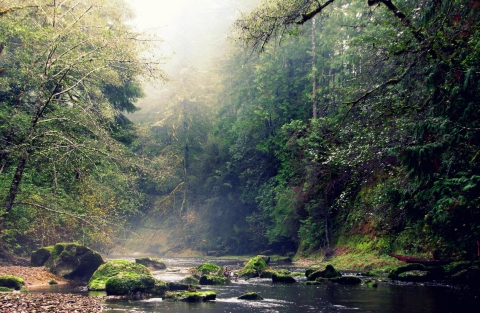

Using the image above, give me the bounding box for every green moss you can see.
[31,246,54,266]
[163,290,216,302]
[244,256,268,271]
[199,275,230,285]
[179,275,200,285]
[0,275,25,290]
[272,272,296,283]
[105,274,155,296]
[197,263,222,275]
[238,256,269,278]
[388,263,427,279]
[0,286,13,292]
[88,260,151,291]
[307,265,341,281]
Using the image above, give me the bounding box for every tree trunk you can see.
[0,150,29,233]
[312,17,318,118]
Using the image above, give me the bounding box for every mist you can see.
[125,0,259,123]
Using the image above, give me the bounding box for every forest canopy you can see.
[1,0,479,261]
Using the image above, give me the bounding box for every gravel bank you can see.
[0,293,105,312]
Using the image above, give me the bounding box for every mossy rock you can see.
[199,274,231,285]
[329,276,362,285]
[450,265,480,286]
[388,263,427,279]
[179,275,200,285]
[197,263,222,276]
[163,290,216,302]
[244,256,268,271]
[88,260,151,291]
[0,275,25,290]
[43,242,104,281]
[238,268,258,279]
[238,292,264,300]
[365,279,378,288]
[444,261,472,276]
[397,270,430,282]
[105,274,156,296]
[238,256,269,278]
[30,246,54,267]
[167,282,192,290]
[272,272,296,283]
[151,280,169,296]
[307,265,341,281]
[259,268,277,278]
[257,255,271,264]
[135,257,167,270]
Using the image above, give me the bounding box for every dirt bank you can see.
[0,266,69,288]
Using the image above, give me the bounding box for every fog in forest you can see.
[125,0,258,123]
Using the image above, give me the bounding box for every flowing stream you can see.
[31,257,480,313]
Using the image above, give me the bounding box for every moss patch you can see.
[197,263,222,276]
[88,260,150,291]
[163,290,216,302]
[199,275,230,285]
[0,275,25,290]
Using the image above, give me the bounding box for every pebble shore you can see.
[0,293,105,312]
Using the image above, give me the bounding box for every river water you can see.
[31,257,480,313]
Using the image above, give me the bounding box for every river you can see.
[31,257,480,313]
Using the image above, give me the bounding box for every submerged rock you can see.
[238,292,264,300]
[135,257,167,270]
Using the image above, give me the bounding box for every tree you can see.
[235,0,480,257]
[0,0,164,254]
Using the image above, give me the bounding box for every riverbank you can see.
[0,266,69,288]
[0,293,105,312]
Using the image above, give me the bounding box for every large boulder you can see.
[30,247,54,267]
[306,265,341,281]
[197,263,222,276]
[36,243,104,281]
[105,274,156,296]
[272,272,296,283]
[388,263,427,280]
[135,257,167,270]
[88,260,150,291]
[238,256,269,278]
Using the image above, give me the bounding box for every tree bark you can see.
[0,150,29,233]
